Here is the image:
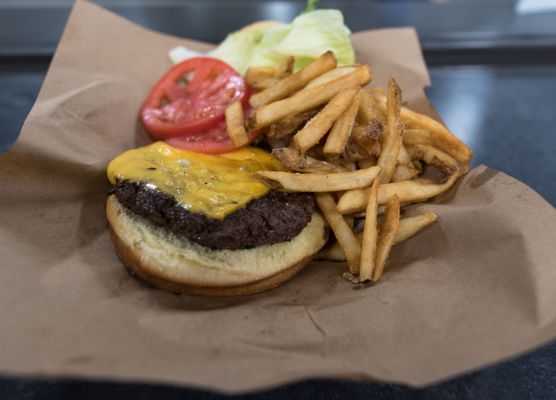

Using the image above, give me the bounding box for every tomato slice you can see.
[141,57,248,139]
[165,121,261,154]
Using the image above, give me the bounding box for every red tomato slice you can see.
[164,121,261,155]
[141,57,248,139]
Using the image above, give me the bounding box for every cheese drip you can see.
[107,142,285,219]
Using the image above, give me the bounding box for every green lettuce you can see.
[273,10,355,71]
[172,8,355,75]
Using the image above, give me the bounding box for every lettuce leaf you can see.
[168,9,355,74]
[274,10,355,71]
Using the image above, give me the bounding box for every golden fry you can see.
[376,77,402,183]
[253,65,372,129]
[352,124,381,157]
[359,177,380,282]
[372,195,400,282]
[277,55,295,78]
[253,165,381,192]
[357,89,385,126]
[395,212,437,243]
[405,143,463,174]
[225,101,249,147]
[315,193,361,274]
[316,212,438,261]
[357,157,377,169]
[292,87,359,153]
[266,109,319,139]
[244,66,278,90]
[323,92,360,155]
[372,92,473,165]
[305,66,358,89]
[336,171,462,214]
[271,147,347,173]
[391,144,419,182]
[249,51,337,108]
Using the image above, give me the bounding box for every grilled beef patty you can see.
[112,180,315,250]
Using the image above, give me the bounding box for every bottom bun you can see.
[106,195,327,296]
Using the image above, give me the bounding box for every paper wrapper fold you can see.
[1,0,555,393]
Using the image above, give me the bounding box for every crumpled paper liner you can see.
[0,0,555,393]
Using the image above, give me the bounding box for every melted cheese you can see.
[107,142,285,219]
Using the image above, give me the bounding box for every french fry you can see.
[292,87,360,153]
[323,92,360,155]
[336,170,462,214]
[305,65,358,89]
[225,101,249,147]
[315,193,361,274]
[271,147,347,173]
[340,161,357,171]
[392,144,419,182]
[392,164,419,182]
[249,51,337,108]
[376,77,402,183]
[343,137,373,161]
[359,177,380,281]
[372,92,473,165]
[245,66,278,90]
[352,123,381,157]
[372,195,400,282]
[253,165,381,192]
[253,65,372,129]
[266,109,320,139]
[277,55,295,78]
[357,157,377,169]
[305,66,358,89]
[357,89,385,126]
[405,143,463,174]
[316,212,438,261]
[395,212,437,242]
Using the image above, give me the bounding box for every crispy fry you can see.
[357,89,385,126]
[359,177,380,281]
[315,193,361,274]
[271,147,347,173]
[245,66,278,90]
[392,144,419,182]
[336,170,462,214]
[277,55,295,78]
[323,92,360,155]
[266,109,320,139]
[340,161,357,171]
[357,157,377,169]
[292,87,360,153]
[225,101,249,147]
[305,66,358,89]
[376,77,402,183]
[253,165,381,192]
[249,51,337,108]
[253,65,372,129]
[373,195,400,282]
[343,137,373,161]
[372,92,473,165]
[392,164,419,182]
[352,123,381,157]
[316,212,438,261]
[405,143,463,174]
[396,212,437,242]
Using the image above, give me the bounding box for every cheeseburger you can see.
[106,142,327,296]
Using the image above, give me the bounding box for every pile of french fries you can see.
[225,51,472,283]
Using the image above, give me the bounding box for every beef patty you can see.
[112,180,315,250]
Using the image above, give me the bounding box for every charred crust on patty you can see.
[112,179,315,250]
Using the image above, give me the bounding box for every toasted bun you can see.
[106,195,327,296]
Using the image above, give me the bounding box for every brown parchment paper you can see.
[1,0,555,393]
